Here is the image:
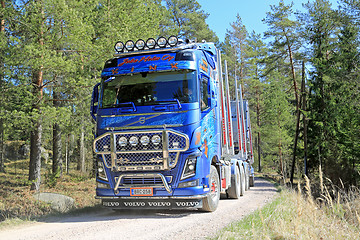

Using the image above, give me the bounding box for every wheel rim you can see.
[210,175,218,200]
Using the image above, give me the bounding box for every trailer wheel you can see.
[240,166,246,196]
[249,176,255,187]
[245,166,250,191]
[201,165,220,212]
[227,165,242,199]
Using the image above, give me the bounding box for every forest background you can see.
[0,0,359,192]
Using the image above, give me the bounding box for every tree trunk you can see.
[0,0,5,173]
[256,85,261,172]
[52,90,62,177]
[29,1,44,191]
[29,120,42,191]
[78,126,86,173]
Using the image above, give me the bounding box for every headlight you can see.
[118,136,127,147]
[140,136,150,146]
[151,135,161,145]
[181,157,197,180]
[97,160,108,181]
[129,136,138,146]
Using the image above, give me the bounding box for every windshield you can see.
[101,70,197,108]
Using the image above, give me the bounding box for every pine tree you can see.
[164,0,218,43]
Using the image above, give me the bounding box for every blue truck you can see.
[90,36,254,211]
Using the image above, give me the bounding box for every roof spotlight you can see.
[125,40,135,51]
[168,36,178,47]
[146,38,156,49]
[135,39,145,50]
[157,37,167,48]
[114,41,124,52]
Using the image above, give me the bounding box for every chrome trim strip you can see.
[105,124,183,130]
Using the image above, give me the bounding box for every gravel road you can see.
[0,177,277,240]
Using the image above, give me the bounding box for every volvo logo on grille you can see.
[139,117,146,124]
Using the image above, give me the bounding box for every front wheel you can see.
[201,165,220,212]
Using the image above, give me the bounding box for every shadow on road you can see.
[39,177,276,224]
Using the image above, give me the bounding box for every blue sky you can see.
[196,0,340,42]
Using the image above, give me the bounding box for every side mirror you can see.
[90,83,100,120]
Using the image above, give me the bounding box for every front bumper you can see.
[98,194,207,209]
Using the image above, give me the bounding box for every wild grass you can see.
[214,172,360,240]
[0,158,99,227]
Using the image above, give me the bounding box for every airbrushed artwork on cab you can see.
[200,109,217,159]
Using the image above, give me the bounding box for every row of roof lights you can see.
[114,36,179,53]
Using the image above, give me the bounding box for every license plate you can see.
[130,187,153,196]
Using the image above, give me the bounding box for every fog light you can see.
[178,179,199,188]
[151,135,161,145]
[118,136,127,147]
[129,136,138,146]
[140,135,150,146]
[97,182,110,189]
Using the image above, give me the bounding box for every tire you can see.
[201,165,220,212]
[245,166,250,191]
[249,176,255,187]
[239,166,245,196]
[227,165,241,199]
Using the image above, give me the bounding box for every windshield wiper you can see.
[109,102,137,112]
[156,99,182,109]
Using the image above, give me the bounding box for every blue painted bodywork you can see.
[93,43,222,201]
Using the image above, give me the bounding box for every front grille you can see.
[121,176,172,185]
[94,130,189,171]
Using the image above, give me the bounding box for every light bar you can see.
[114,36,182,53]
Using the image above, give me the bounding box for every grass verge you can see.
[0,159,99,228]
[214,181,360,239]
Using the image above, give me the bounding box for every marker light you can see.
[146,38,156,49]
[125,40,135,51]
[114,41,124,52]
[168,36,178,47]
[135,39,145,50]
[157,37,167,48]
